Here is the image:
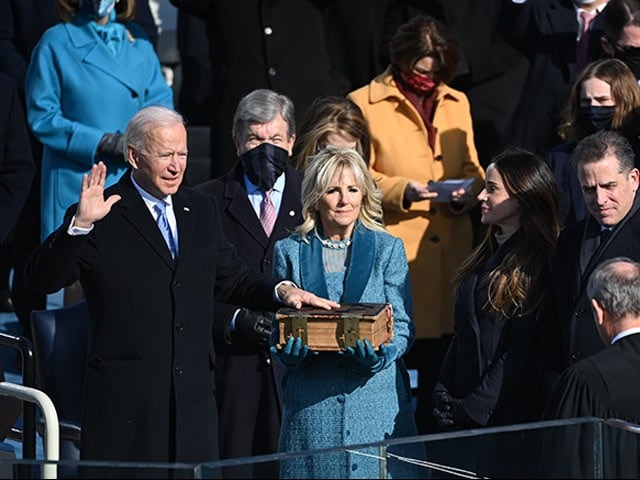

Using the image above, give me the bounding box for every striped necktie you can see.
[259,189,277,236]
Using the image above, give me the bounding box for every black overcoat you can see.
[0,72,34,243]
[195,163,303,465]
[168,0,349,177]
[24,172,280,463]
[504,0,606,155]
[540,194,640,396]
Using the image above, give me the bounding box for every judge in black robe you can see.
[535,257,640,478]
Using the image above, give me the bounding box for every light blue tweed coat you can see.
[272,223,425,479]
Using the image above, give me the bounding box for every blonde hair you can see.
[292,96,370,170]
[296,147,385,241]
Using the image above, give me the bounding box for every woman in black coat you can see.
[434,148,561,430]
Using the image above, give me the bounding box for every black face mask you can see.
[579,105,615,134]
[614,49,640,80]
[240,142,289,191]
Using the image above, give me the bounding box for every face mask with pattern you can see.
[401,71,437,94]
[79,0,117,19]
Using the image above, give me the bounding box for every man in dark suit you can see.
[195,88,302,478]
[0,0,57,320]
[601,0,640,80]
[504,0,609,157]
[540,129,640,399]
[168,0,350,178]
[0,73,34,244]
[23,105,337,466]
[538,257,640,477]
[0,71,34,439]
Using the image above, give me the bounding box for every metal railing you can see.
[0,332,37,460]
[0,382,58,479]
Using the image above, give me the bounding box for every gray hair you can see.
[572,129,636,174]
[231,89,295,143]
[124,106,185,155]
[296,146,385,240]
[587,256,640,321]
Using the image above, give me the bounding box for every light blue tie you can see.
[154,201,177,259]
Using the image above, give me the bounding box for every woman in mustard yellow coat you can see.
[348,14,484,434]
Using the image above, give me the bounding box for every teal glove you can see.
[373,342,398,373]
[344,339,382,372]
[270,336,312,368]
[344,340,398,373]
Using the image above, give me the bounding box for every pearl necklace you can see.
[318,236,352,249]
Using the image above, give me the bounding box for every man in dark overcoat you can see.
[167,0,350,178]
[24,106,337,466]
[0,72,34,243]
[195,89,302,478]
[540,129,640,400]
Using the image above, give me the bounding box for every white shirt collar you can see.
[611,327,640,345]
[130,172,173,210]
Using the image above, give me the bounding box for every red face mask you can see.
[401,71,437,94]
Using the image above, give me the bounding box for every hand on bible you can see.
[277,282,340,310]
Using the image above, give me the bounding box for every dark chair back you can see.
[183,125,212,186]
[30,300,89,460]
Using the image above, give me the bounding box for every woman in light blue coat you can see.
[271,146,424,479]
[26,0,173,240]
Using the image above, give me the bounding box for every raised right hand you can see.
[73,162,121,228]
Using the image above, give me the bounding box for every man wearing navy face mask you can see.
[602,0,640,83]
[195,89,303,478]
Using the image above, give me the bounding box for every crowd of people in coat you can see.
[4,0,640,478]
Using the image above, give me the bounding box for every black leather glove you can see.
[433,392,476,430]
[234,308,271,348]
[97,132,125,158]
[433,390,452,412]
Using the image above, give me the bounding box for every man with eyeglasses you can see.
[602,0,640,82]
[23,105,338,468]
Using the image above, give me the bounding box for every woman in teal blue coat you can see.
[271,146,423,479]
[25,0,173,240]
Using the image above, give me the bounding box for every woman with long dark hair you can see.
[434,148,561,430]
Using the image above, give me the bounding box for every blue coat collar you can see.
[299,223,376,302]
[64,19,146,93]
